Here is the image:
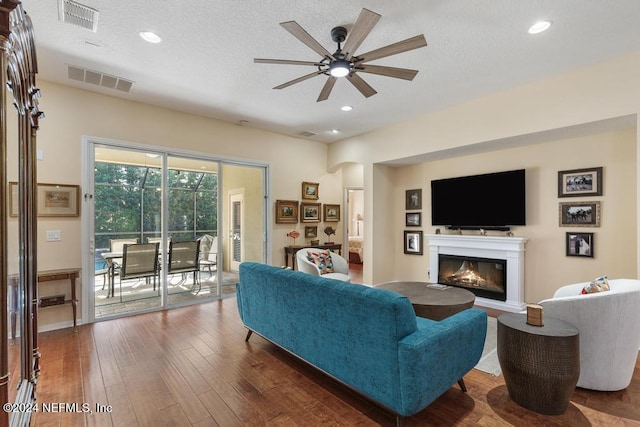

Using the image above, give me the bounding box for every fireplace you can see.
[438,254,506,301]
[427,234,528,312]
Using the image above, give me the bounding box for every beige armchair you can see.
[538,279,640,391]
[296,248,351,282]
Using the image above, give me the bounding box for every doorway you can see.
[346,188,364,266]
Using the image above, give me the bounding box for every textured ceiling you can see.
[24,0,640,143]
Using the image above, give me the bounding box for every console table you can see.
[9,268,81,338]
[497,313,580,415]
[284,244,342,269]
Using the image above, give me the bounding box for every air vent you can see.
[298,131,317,138]
[58,0,99,32]
[67,65,134,93]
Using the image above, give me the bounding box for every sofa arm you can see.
[396,308,487,415]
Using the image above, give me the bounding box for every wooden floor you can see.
[27,295,640,426]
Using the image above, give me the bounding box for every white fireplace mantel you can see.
[426,234,528,312]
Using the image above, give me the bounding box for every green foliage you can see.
[94,162,217,249]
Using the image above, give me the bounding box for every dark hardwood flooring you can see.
[26,294,640,426]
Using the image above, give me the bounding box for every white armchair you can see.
[538,279,640,391]
[296,248,351,282]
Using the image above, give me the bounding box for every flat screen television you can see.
[430,169,526,230]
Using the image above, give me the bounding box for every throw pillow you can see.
[306,250,335,274]
[581,274,610,294]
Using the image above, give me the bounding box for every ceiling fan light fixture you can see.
[528,20,552,34]
[139,31,162,43]
[329,59,351,77]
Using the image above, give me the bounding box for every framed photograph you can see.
[323,204,340,222]
[405,212,421,227]
[304,226,318,239]
[558,167,603,198]
[404,230,423,255]
[302,181,319,200]
[300,202,321,223]
[35,183,81,217]
[275,199,299,224]
[559,201,600,227]
[566,232,594,258]
[405,189,422,210]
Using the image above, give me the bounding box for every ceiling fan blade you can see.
[357,64,419,81]
[254,58,324,66]
[273,70,325,90]
[317,76,337,102]
[346,73,377,98]
[355,34,427,63]
[342,8,381,61]
[280,21,334,60]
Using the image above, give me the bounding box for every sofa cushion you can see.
[306,249,334,274]
[581,275,610,294]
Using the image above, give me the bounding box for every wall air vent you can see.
[58,0,99,32]
[67,65,134,93]
[298,131,317,138]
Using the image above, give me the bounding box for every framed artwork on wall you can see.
[558,167,603,198]
[300,202,321,223]
[405,212,421,227]
[301,181,319,200]
[559,201,600,227]
[405,189,422,210]
[566,232,594,258]
[275,199,299,224]
[404,230,423,255]
[323,204,340,222]
[11,182,81,217]
[304,226,318,238]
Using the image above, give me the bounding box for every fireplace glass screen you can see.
[437,254,506,301]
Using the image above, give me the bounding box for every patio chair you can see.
[104,238,139,296]
[198,234,217,276]
[147,236,171,253]
[118,242,160,300]
[168,240,201,294]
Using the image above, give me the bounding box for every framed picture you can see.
[19,183,81,217]
[405,189,422,210]
[559,201,600,227]
[275,199,299,224]
[302,181,319,200]
[566,232,594,258]
[323,204,340,222]
[404,230,423,255]
[405,212,421,227]
[558,167,603,198]
[304,226,318,238]
[300,202,321,223]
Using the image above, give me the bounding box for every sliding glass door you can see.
[85,140,267,321]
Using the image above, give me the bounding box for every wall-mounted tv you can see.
[431,169,526,231]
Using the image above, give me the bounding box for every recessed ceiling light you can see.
[331,129,340,134]
[341,105,353,112]
[528,21,552,34]
[139,31,162,43]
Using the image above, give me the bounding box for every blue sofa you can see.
[236,262,487,421]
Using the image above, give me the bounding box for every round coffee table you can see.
[375,281,475,320]
[497,313,580,415]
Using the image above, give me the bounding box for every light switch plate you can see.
[46,230,61,241]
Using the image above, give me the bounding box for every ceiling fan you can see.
[254,8,428,102]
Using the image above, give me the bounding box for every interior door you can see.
[229,193,243,271]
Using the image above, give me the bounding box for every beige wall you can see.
[6,80,344,330]
[393,128,636,303]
